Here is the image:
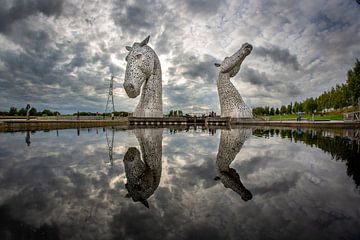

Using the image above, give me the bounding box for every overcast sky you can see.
[0,0,359,113]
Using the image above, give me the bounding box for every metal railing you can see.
[344,112,360,121]
[38,116,127,120]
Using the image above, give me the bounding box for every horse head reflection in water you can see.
[123,128,162,208]
[215,128,253,201]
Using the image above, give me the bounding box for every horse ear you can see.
[214,63,221,67]
[140,35,150,46]
[126,46,132,51]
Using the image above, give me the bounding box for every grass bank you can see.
[255,113,344,121]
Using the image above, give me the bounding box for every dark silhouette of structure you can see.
[215,128,253,201]
[123,129,162,208]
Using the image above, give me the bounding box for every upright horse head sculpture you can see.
[215,43,253,118]
[123,36,163,117]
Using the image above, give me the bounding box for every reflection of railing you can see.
[344,129,360,141]
[40,116,127,120]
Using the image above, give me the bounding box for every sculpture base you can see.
[133,109,163,118]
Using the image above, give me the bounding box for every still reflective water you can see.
[0,127,359,240]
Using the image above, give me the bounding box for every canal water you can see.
[0,127,359,240]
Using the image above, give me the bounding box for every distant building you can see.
[186,112,205,117]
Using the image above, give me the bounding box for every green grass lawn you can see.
[256,113,344,121]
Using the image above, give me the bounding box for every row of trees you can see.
[1,107,130,117]
[168,110,183,117]
[253,59,360,115]
[0,107,60,116]
[71,111,129,117]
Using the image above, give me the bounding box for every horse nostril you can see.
[124,83,134,91]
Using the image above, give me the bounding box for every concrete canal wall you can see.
[1,117,359,131]
[232,119,360,128]
[0,118,128,131]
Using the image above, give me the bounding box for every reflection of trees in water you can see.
[216,128,253,201]
[123,129,163,208]
[253,128,360,188]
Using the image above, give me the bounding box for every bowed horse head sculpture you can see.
[123,35,163,117]
[215,43,253,118]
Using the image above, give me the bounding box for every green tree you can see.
[275,108,280,115]
[264,106,270,115]
[9,107,17,116]
[286,102,293,114]
[42,109,53,116]
[347,59,360,105]
[269,107,275,115]
[293,102,300,113]
[252,107,265,116]
[18,108,27,116]
[280,105,287,114]
[29,107,37,116]
[304,97,317,113]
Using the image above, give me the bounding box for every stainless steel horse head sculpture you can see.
[215,43,253,118]
[123,36,163,117]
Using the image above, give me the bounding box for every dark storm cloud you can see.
[241,66,273,87]
[155,30,171,55]
[0,32,62,86]
[161,51,220,111]
[287,84,301,96]
[0,12,123,112]
[0,0,64,33]
[254,46,301,71]
[240,66,301,98]
[164,83,191,105]
[111,0,165,36]
[184,0,223,16]
[0,0,359,111]
[181,54,218,84]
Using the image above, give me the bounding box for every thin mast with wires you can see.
[105,75,116,114]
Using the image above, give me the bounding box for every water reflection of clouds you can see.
[0,128,359,239]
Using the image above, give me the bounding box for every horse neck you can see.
[216,72,237,103]
[140,56,162,103]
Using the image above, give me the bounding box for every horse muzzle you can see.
[123,82,141,98]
